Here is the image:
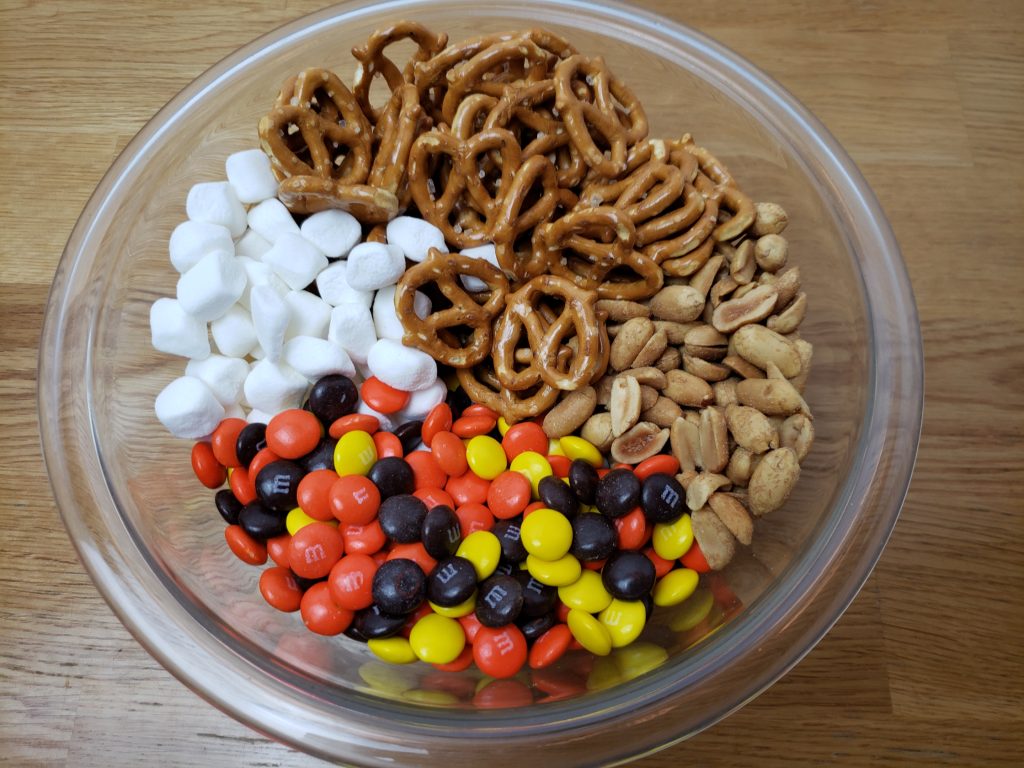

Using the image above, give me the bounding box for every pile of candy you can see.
[150,21,815,685]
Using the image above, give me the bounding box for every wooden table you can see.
[2,1,1021,765]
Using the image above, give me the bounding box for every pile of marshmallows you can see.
[152,149,501,440]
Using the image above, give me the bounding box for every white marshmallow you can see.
[367,338,438,392]
[357,400,396,433]
[459,243,501,292]
[186,181,247,238]
[235,229,272,261]
[150,298,210,360]
[396,378,448,422]
[176,250,246,322]
[247,198,300,244]
[155,376,225,439]
[315,261,374,307]
[283,290,332,340]
[250,285,289,362]
[328,302,377,364]
[300,210,361,259]
[372,284,431,340]
[169,220,234,273]
[386,216,448,263]
[344,242,406,291]
[263,232,328,290]
[283,336,356,380]
[247,408,273,424]
[226,149,279,204]
[243,359,308,414]
[224,402,246,420]
[237,256,288,310]
[210,304,257,358]
[185,354,249,406]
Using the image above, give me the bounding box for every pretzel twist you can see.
[456,363,559,424]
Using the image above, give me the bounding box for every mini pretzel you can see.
[456,362,559,423]
[535,206,663,300]
[641,187,719,266]
[553,55,648,178]
[367,84,426,208]
[395,247,509,367]
[494,186,578,283]
[441,37,552,124]
[351,21,448,123]
[491,155,560,272]
[407,127,522,247]
[259,68,373,185]
[492,275,608,391]
[578,157,684,224]
[277,178,400,220]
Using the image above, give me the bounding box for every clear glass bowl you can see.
[38,0,923,765]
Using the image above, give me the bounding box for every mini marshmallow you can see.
[459,243,501,292]
[357,400,396,433]
[396,378,448,422]
[386,216,448,263]
[284,290,332,340]
[300,209,361,259]
[250,285,290,362]
[169,220,234,273]
[186,181,247,238]
[210,304,258,358]
[235,229,272,260]
[372,284,431,340]
[283,336,356,380]
[315,261,373,307]
[176,250,247,322]
[185,354,249,406]
[244,359,308,414]
[328,302,377,364]
[155,376,225,439]
[263,232,328,290]
[150,297,210,360]
[237,256,288,310]
[344,242,406,291]
[247,408,273,424]
[225,149,279,204]
[367,338,438,392]
[224,402,246,420]
[247,198,300,244]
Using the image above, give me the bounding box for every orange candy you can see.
[454,502,494,535]
[297,469,338,522]
[259,566,303,612]
[361,377,411,414]
[634,454,680,481]
[421,403,453,447]
[431,645,474,673]
[447,471,491,507]
[266,409,322,459]
[228,466,256,505]
[413,486,455,510]
[680,540,711,573]
[300,582,353,636]
[191,441,226,489]
[487,471,532,520]
[462,403,499,420]
[329,413,380,439]
[406,450,448,490]
[457,613,483,643]
[451,414,496,438]
[329,475,381,525]
[328,553,378,611]
[387,542,437,575]
[615,507,649,550]
[528,623,572,669]
[373,431,404,459]
[522,500,547,517]
[473,678,534,708]
[267,533,292,567]
[643,546,676,578]
[431,431,468,477]
[473,625,528,679]
[341,520,386,555]
[224,524,267,565]
[501,422,548,460]
[289,522,345,579]
[547,454,571,478]
[248,447,282,485]
[210,418,246,467]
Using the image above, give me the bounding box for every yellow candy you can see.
[652,513,694,560]
[409,613,466,665]
[526,552,581,587]
[429,594,477,618]
[668,588,715,632]
[586,655,622,691]
[520,508,573,560]
[497,416,511,436]
[367,637,417,665]
[558,436,602,467]
[333,429,377,476]
[357,662,415,698]
[652,568,700,607]
[567,608,612,656]
[547,438,566,457]
[558,570,613,613]
[455,530,501,580]
[599,599,647,648]
[613,642,668,680]
[465,435,508,480]
[509,450,553,497]
[285,507,317,535]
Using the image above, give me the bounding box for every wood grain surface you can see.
[2,1,1022,765]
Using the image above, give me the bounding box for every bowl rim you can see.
[38,0,924,764]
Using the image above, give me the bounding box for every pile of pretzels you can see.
[258,22,761,424]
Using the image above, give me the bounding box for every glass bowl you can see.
[38,0,923,765]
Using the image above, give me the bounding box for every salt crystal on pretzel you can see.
[262,232,328,290]
[315,261,373,308]
[211,304,257,358]
[328,302,377,364]
[247,198,300,244]
[386,216,448,263]
[150,298,210,360]
[226,149,280,204]
[185,354,249,407]
[186,181,247,238]
[345,241,407,291]
[373,284,431,340]
[176,250,247,322]
[300,210,362,259]
[155,376,225,439]
[250,285,290,362]
[244,359,308,415]
[367,338,438,392]
[283,336,356,380]
[169,220,234,274]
